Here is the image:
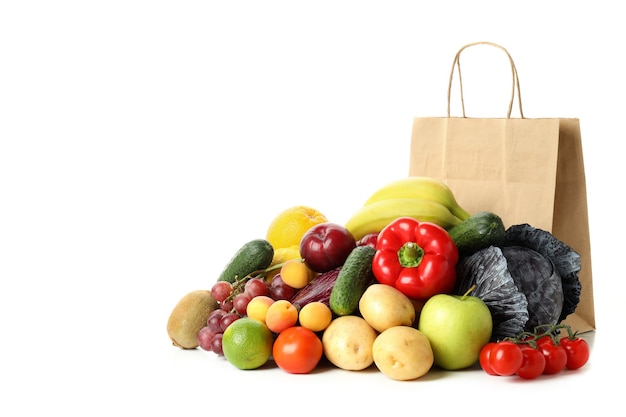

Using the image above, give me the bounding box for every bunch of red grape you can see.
[197,274,296,355]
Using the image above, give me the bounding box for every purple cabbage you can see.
[454,224,582,340]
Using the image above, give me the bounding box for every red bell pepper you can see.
[372,217,459,301]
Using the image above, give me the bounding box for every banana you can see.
[364,177,471,221]
[345,198,463,241]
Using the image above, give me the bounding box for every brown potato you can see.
[358,284,416,333]
[373,326,433,380]
[322,315,377,371]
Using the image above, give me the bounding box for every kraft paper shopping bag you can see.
[409,42,594,332]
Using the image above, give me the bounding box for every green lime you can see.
[222,317,274,370]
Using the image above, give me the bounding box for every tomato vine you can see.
[479,324,591,380]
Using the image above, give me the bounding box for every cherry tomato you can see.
[559,336,590,370]
[488,341,523,376]
[299,223,356,273]
[479,342,499,376]
[539,339,567,374]
[535,335,555,348]
[515,345,546,380]
[272,326,323,374]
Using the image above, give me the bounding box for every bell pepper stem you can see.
[397,242,424,268]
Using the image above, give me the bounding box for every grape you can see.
[211,281,233,303]
[245,278,270,298]
[197,326,217,351]
[270,274,285,287]
[220,312,240,332]
[271,283,295,300]
[210,333,224,355]
[207,310,226,332]
[208,308,225,319]
[270,275,295,300]
[233,293,252,315]
[220,300,234,312]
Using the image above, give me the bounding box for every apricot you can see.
[280,259,314,289]
[299,301,332,332]
[265,299,299,333]
[246,295,275,324]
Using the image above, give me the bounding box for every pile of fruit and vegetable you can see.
[167,176,590,381]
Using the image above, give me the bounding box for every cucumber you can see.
[217,239,274,283]
[447,211,506,255]
[329,245,376,316]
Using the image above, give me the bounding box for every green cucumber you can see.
[329,245,376,316]
[447,211,506,255]
[217,239,274,283]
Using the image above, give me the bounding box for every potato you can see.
[358,284,416,333]
[373,326,434,380]
[321,315,377,371]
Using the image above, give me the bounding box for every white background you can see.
[1,1,622,414]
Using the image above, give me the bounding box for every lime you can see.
[222,317,274,370]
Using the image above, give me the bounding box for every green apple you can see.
[417,288,493,370]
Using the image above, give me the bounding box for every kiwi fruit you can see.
[167,289,218,349]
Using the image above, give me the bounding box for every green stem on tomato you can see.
[507,323,574,347]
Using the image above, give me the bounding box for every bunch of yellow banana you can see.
[345,176,471,241]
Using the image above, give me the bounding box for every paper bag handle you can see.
[447,41,524,118]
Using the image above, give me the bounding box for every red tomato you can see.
[539,340,568,375]
[535,335,555,348]
[515,345,546,380]
[559,336,590,370]
[479,342,499,376]
[272,326,323,374]
[488,341,523,376]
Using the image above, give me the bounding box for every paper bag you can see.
[409,42,595,333]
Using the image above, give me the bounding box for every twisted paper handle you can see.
[447,41,524,119]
